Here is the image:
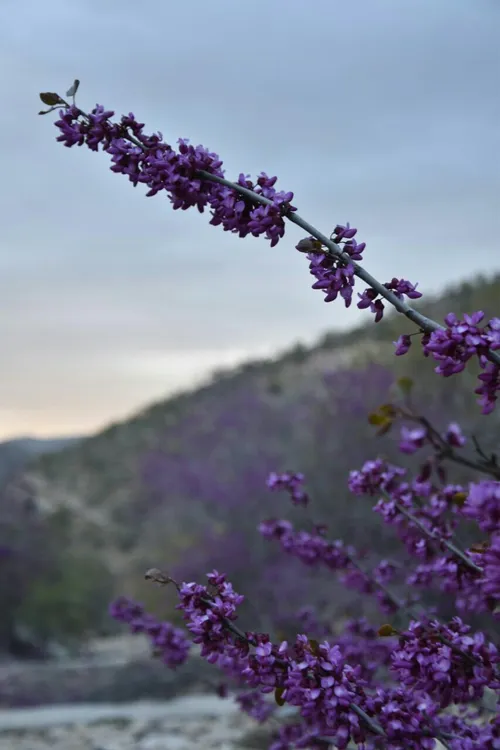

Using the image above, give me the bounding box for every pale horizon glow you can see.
[0,0,498,441]
[0,345,281,439]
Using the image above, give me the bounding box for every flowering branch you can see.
[385,491,483,575]
[41,84,500,749]
[143,568,459,749]
[39,88,500,381]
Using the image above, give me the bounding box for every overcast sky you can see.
[0,0,498,439]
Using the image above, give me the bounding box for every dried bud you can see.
[378,624,398,637]
[144,567,172,586]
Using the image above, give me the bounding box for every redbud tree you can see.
[40,82,500,749]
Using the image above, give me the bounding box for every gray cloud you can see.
[0,0,498,436]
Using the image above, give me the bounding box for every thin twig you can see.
[402,409,500,480]
[387,496,483,575]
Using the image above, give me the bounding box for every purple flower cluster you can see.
[177,570,245,662]
[258,518,352,571]
[443,422,466,448]
[399,425,428,454]
[297,228,360,309]
[478,535,500,602]
[259,516,400,615]
[346,457,500,624]
[242,635,372,749]
[348,458,407,497]
[407,555,486,615]
[462,480,500,533]
[358,278,422,323]
[109,596,190,668]
[266,471,310,506]
[391,617,499,707]
[395,311,500,414]
[296,228,421,323]
[423,312,500,376]
[55,106,295,247]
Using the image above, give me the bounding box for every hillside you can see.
[5,272,500,644]
[0,437,82,487]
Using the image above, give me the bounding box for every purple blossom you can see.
[266,471,310,507]
[394,334,412,356]
[109,596,190,668]
[357,287,385,322]
[443,422,466,447]
[461,480,500,533]
[384,277,423,301]
[477,534,500,602]
[177,571,245,663]
[399,425,427,454]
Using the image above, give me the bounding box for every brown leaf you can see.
[39,92,63,106]
[274,687,286,706]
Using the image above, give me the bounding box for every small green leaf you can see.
[39,92,63,106]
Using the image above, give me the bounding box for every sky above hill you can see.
[0,0,498,438]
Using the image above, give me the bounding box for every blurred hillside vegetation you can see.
[2,272,499,654]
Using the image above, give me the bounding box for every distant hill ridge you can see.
[0,436,83,486]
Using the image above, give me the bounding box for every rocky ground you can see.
[0,636,286,750]
[0,636,219,707]
[0,694,452,750]
[0,695,281,750]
